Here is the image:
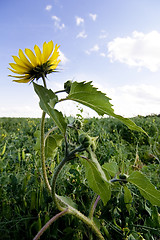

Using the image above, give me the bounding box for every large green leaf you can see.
[33,83,67,134]
[79,148,111,205]
[128,171,160,206]
[45,134,63,158]
[67,81,146,134]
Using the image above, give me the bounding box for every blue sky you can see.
[1,0,160,118]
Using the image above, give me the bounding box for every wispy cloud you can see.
[52,15,65,30]
[100,53,106,57]
[45,5,52,11]
[59,50,69,65]
[76,31,87,39]
[75,16,84,26]
[86,44,100,55]
[99,30,108,39]
[108,30,160,72]
[89,13,97,21]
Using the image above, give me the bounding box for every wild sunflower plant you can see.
[9,41,160,240]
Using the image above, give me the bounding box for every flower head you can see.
[9,41,61,83]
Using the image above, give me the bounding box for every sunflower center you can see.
[28,61,55,81]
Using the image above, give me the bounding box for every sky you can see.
[1,0,160,118]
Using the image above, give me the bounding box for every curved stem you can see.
[33,208,68,240]
[55,89,66,94]
[89,195,100,220]
[51,145,84,210]
[67,206,104,240]
[44,126,58,142]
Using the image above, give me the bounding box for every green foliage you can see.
[128,171,160,206]
[67,81,146,133]
[0,113,160,239]
[79,148,111,205]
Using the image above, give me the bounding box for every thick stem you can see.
[51,145,84,210]
[67,206,104,240]
[33,208,68,240]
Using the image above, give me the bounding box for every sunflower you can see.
[9,41,61,83]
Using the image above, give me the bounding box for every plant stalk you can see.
[33,208,68,240]
[89,195,100,220]
[40,74,51,193]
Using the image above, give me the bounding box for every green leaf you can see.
[102,161,119,178]
[79,148,111,205]
[33,83,66,134]
[57,195,78,209]
[128,171,160,206]
[67,81,146,134]
[124,185,132,213]
[45,134,63,158]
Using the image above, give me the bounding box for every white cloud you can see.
[86,44,100,55]
[89,13,97,21]
[52,15,60,21]
[92,82,160,117]
[52,15,65,30]
[108,30,160,72]
[76,31,87,38]
[100,53,106,57]
[45,5,52,11]
[59,50,69,65]
[75,16,84,26]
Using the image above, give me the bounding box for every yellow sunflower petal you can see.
[34,45,42,65]
[25,48,38,67]
[49,44,60,63]
[42,41,54,63]
[12,56,30,69]
[18,49,33,68]
[8,68,23,75]
[13,78,31,83]
[50,59,61,70]
[9,63,29,73]
[8,74,30,83]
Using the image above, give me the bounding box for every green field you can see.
[0,116,160,240]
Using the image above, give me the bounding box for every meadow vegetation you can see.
[0,115,160,240]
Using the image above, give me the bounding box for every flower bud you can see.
[64,80,72,94]
[79,133,91,148]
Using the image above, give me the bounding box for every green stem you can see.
[40,74,51,193]
[41,111,51,193]
[51,145,84,210]
[44,126,58,142]
[51,145,104,240]
[67,206,104,240]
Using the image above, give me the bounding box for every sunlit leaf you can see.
[67,81,147,134]
[79,148,111,205]
[128,171,160,206]
[33,83,66,134]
